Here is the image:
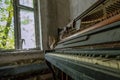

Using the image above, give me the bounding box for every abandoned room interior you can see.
[0,0,120,80]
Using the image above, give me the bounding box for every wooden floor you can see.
[25,73,53,80]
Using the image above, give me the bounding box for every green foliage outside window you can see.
[0,0,14,49]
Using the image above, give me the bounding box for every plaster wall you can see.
[39,0,98,49]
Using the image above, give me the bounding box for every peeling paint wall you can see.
[69,0,98,19]
[56,0,70,28]
[39,0,98,50]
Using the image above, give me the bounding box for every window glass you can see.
[0,0,14,49]
[19,0,33,8]
[20,9,36,49]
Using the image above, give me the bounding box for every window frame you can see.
[13,0,40,50]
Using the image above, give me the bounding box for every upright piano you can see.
[45,0,120,80]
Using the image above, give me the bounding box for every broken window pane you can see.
[20,9,36,49]
[19,0,33,8]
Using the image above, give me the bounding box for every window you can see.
[0,0,41,50]
[0,0,14,49]
[19,0,33,8]
[15,0,40,50]
[18,0,37,49]
[20,9,36,49]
